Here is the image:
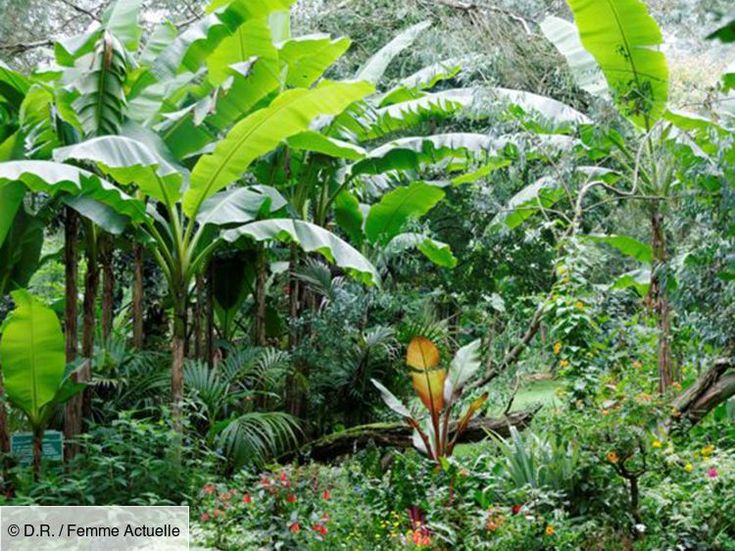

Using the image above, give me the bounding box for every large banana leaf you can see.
[490,87,591,125]
[279,35,351,88]
[356,21,431,84]
[53,136,184,207]
[379,59,462,106]
[443,340,482,403]
[365,182,445,245]
[222,219,378,285]
[385,232,457,269]
[0,208,44,294]
[103,0,143,51]
[197,186,286,227]
[0,161,146,223]
[351,133,499,177]
[286,131,366,160]
[0,290,65,425]
[586,234,653,263]
[540,16,608,97]
[492,176,565,230]
[0,182,24,248]
[72,33,129,136]
[566,0,669,129]
[139,22,178,66]
[0,61,31,109]
[184,80,374,216]
[707,13,735,42]
[207,18,279,86]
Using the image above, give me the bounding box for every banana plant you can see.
[371,337,486,463]
[0,290,85,479]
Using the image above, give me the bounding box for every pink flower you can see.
[242,493,252,504]
[202,483,216,495]
[707,467,719,479]
[200,512,210,522]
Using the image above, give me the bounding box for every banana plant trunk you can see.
[650,207,674,393]
[32,426,43,482]
[100,234,114,341]
[132,243,144,349]
[80,237,98,424]
[194,273,205,360]
[63,208,80,460]
[171,289,187,430]
[286,245,306,419]
[255,247,267,347]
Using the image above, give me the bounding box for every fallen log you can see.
[672,357,735,425]
[299,407,540,462]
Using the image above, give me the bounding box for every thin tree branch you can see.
[57,0,101,21]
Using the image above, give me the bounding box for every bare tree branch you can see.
[56,0,101,22]
[0,39,54,53]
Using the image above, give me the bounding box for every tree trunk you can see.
[32,426,43,482]
[100,234,114,341]
[650,208,674,393]
[206,262,215,367]
[80,234,98,427]
[194,273,205,360]
[298,408,540,462]
[254,247,267,347]
[132,243,144,349]
[63,208,80,460]
[171,289,187,431]
[286,245,305,419]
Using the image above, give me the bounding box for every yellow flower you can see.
[553,341,562,355]
[671,407,681,418]
[632,360,643,369]
[684,463,694,473]
[559,359,570,368]
[574,300,585,311]
[701,445,715,457]
[606,451,619,464]
[672,382,682,391]
[545,525,555,536]
[601,409,610,416]
[652,439,662,449]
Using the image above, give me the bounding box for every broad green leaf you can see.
[0,161,146,223]
[707,13,735,42]
[286,131,366,160]
[212,250,256,338]
[610,268,651,296]
[356,21,431,84]
[386,232,457,268]
[185,80,374,216]
[365,182,445,244]
[62,195,129,235]
[491,87,591,125]
[566,0,669,128]
[55,29,102,67]
[278,35,350,88]
[380,60,462,106]
[207,18,279,86]
[371,379,413,419]
[72,33,128,136]
[139,22,178,66]
[0,208,44,294]
[206,0,296,16]
[196,186,286,227]
[0,61,31,108]
[351,133,499,177]
[451,158,511,185]
[53,136,183,207]
[103,0,143,51]
[222,219,378,285]
[0,182,25,248]
[587,234,653,263]
[334,191,364,244]
[493,177,565,230]
[540,15,608,96]
[443,339,482,403]
[0,290,65,425]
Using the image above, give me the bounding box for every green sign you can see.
[11,431,63,465]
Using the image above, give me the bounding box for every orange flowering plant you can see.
[372,337,487,463]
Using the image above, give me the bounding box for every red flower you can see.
[242,493,252,504]
[289,522,301,533]
[202,483,216,495]
[512,504,522,515]
[260,477,271,487]
[312,524,328,536]
[200,512,210,522]
[286,493,297,503]
[321,489,331,500]
[708,467,719,479]
[280,472,291,487]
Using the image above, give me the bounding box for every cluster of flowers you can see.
[484,504,555,538]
